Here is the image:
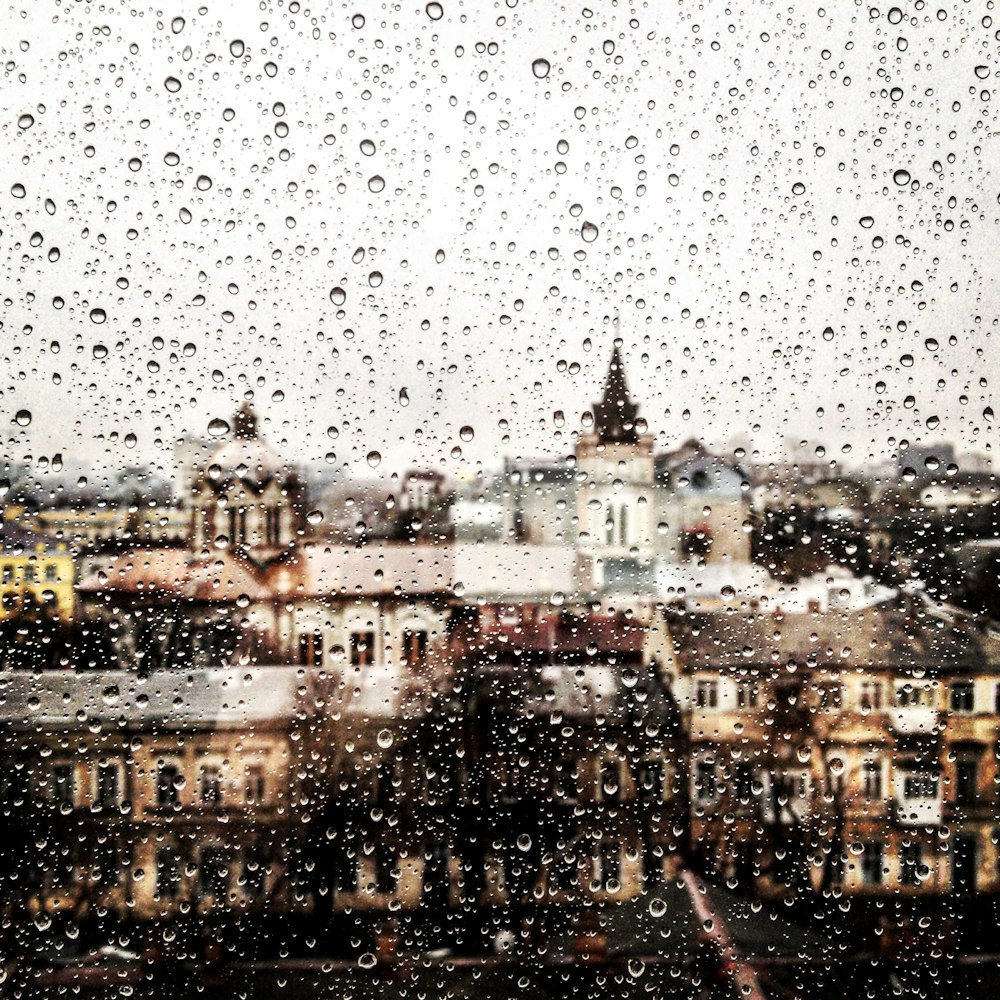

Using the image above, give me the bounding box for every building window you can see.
[901,773,938,800]
[96,762,120,810]
[619,503,628,546]
[899,842,922,886]
[552,759,578,803]
[862,760,883,800]
[596,841,621,892]
[156,849,181,900]
[44,563,58,582]
[896,683,929,707]
[350,630,375,667]
[736,679,759,708]
[376,844,398,894]
[51,763,75,809]
[694,758,717,802]
[636,760,662,801]
[604,504,616,545]
[297,630,323,666]
[199,764,223,807]
[955,759,978,806]
[200,847,229,898]
[950,681,975,714]
[859,680,882,712]
[817,682,843,712]
[401,628,428,667]
[734,763,755,804]
[94,837,122,887]
[335,844,358,894]
[861,842,885,886]
[695,679,719,709]
[23,564,35,583]
[1,565,12,584]
[600,760,620,801]
[157,761,181,807]
[241,849,266,899]
[245,765,266,806]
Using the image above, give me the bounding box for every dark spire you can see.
[233,400,258,440]
[593,344,639,443]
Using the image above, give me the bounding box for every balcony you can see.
[889,707,939,736]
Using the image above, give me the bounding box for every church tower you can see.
[575,341,655,561]
[189,401,304,564]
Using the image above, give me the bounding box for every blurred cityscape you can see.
[1,347,999,998]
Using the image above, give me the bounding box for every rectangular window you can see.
[695,679,719,709]
[600,760,620,801]
[336,845,358,894]
[51,763,75,808]
[199,764,223,807]
[862,760,883,800]
[956,759,978,805]
[23,564,35,583]
[245,764,266,806]
[376,844,398,894]
[157,762,181,807]
[200,847,229,898]
[817,682,843,712]
[736,679,759,708]
[350,630,375,667]
[896,684,928,707]
[900,842,922,886]
[1,565,12,584]
[636,760,662,801]
[96,763,120,810]
[950,681,975,713]
[695,759,717,802]
[44,563,58,582]
[402,628,428,667]
[860,681,883,712]
[241,849,265,899]
[156,848,181,900]
[552,759,578,803]
[94,837,121,887]
[297,630,323,666]
[553,851,578,891]
[902,773,938,799]
[734,763,754,804]
[597,841,620,891]
[861,842,884,885]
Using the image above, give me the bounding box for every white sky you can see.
[1,0,998,483]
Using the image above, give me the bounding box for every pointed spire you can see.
[233,400,258,440]
[593,342,640,444]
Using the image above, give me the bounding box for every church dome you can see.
[204,402,288,490]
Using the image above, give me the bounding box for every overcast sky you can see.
[1,0,997,483]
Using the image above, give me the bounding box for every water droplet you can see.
[171,16,185,33]
[89,308,107,324]
[164,76,182,93]
[92,344,108,359]
[14,410,31,427]
[435,248,445,263]
[368,175,385,193]
[330,287,346,306]
[531,57,551,78]
[164,151,180,166]
[11,183,25,198]
[44,198,55,214]
[358,953,377,970]
[860,216,874,228]
[351,13,366,28]
[124,432,137,449]
[900,354,914,367]
[924,338,938,352]
[306,510,324,526]
[426,2,444,20]
[17,113,34,130]
[196,175,212,191]
[127,157,143,172]
[581,221,599,242]
[893,168,911,185]
[459,425,474,442]
[377,729,394,749]
[399,388,409,406]
[367,450,381,467]
[229,39,245,57]
[984,406,994,422]
[368,271,383,287]
[208,418,231,437]
[516,834,532,852]
[360,138,376,156]
[792,181,806,195]
[975,65,990,80]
